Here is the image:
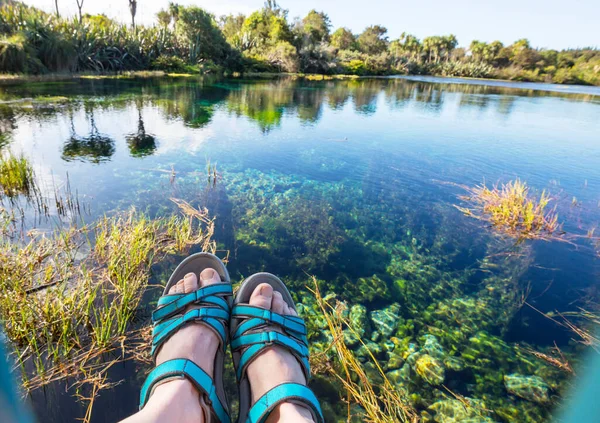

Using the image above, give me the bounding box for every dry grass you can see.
[309,279,419,423]
[0,199,215,422]
[456,179,561,240]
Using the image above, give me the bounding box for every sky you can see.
[24,0,600,50]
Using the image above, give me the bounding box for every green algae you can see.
[220,166,574,422]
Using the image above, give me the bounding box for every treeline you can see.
[0,1,599,86]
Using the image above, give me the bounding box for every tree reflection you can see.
[0,106,17,150]
[62,107,115,164]
[126,102,156,157]
[225,80,294,132]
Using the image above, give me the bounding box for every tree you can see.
[423,36,443,62]
[128,0,137,29]
[470,40,486,61]
[55,0,59,17]
[156,9,171,27]
[397,33,422,60]
[175,6,231,64]
[168,2,181,23]
[441,34,458,61]
[266,41,298,72]
[75,0,84,23]
[240,9,292,51]
[331,27,355,50]
[219,14,246,48]
[357,25,388,55]
[299,10,331,45]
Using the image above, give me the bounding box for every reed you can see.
[456,179,560,240]
[0,199,216,420]
[310,279,419,423]
[0,152,35,197]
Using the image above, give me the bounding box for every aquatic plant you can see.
[0,200,216,420]
[456,179,560,240]
[0,152,35,197]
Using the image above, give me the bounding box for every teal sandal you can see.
[139,252,233,423]
[230,273,324,423]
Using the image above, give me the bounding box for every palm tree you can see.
[129,0,137,29]
[55,0,60,17]
[75,0,84,23]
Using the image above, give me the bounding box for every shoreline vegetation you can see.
[0,1,599,86]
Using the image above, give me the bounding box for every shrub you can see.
[150,55,188,72]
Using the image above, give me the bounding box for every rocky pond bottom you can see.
[0,76,599,422]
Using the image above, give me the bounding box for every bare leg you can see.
[120,269,222,423]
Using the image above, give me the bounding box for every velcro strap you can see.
[153,284,232,323]
[231,331,309,356]
[246,383,324,423]
[139,359,230,423]
[232,305,306,335]
[151,308,229,357]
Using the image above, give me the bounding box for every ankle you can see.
[142,379,205,423]
[265,402,315,423]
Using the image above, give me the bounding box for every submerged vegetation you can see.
[0,76,599,422]
[0,1,599,85]
[456,179,561,241]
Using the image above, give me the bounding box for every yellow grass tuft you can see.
[456,179,560,240]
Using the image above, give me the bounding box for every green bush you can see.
[150,55,188,72]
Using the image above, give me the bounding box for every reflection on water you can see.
[1,76,600,423]
[62,108,116,163]
[126,101,157,158]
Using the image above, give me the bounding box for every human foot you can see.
[123,268,224,423]
[245,283,315,423]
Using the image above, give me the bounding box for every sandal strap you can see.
[231,305,311,381]
[139,358,230,423]
[152,307,229,358]
[246,383,324,423]
[232,331,310,381]
[153,284,233,323]
[232,305,306,336]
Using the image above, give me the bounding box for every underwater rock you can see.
[356,342,383,362]
[422,334,445,359]
[414,354,446,386]
[343,304,370,347]
[504,374,550,404]
[386,351,405,371]
[370,302,401,339]
[426,398,496,423]
[354,274,391,303]
[385,368,408,387]
[443,356,465,372]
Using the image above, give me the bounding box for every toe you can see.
[183,272,198,293]
[249,283,273,310]
[271,291,285,315]
[288,305,298,317]
[199,268,221,287]
[170,279,184,294]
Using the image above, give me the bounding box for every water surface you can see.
[1,75,599,422]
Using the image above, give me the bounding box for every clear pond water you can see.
[1,76,600,422]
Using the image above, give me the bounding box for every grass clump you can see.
[456,179,560,240]
[310,280,419,423]
[0,153,35,197]
[0,200,215,418]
